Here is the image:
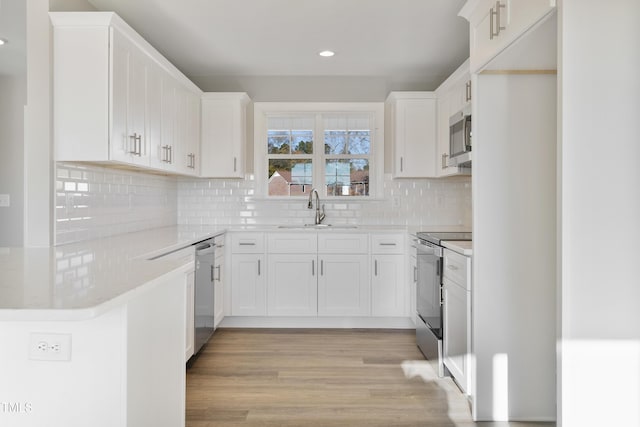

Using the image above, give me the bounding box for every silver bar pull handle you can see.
[216,265,221,281]
[312,260,315,276]
[239,242,256,246]
[321,260,323,276]
[414,266,417,283]
[441,153,448,169]
[380,243,396,246]
[233,157,237,172]
[400,157,403,172]
[168,145,173,164]
[374,259,378,276]
[210,265,215,282]
[258,259,261,276]
[490,5,495,39]
[129,134,137,154]
[489,0,506,40]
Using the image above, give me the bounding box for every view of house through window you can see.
[266,113,372,197]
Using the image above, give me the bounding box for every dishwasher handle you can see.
[195,243,215,256]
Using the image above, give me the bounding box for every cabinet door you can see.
[231,254,266,316]
[409,252,417,325]
[371,254,407,316]
[393,98,437,178]
[185,270,195,362]
[267,254,317,316]
[128,46,147,166]
[436,94,452,177]
[145,61,163,170]
[109,28,131,163]
[200,95,247,178]
[174,87,189,174]
[443,278,470,394]
[185,91,201,175]
[318,254,370,316]
[467,0,555,72]
[214,253,224,328]
[109,29,148,166]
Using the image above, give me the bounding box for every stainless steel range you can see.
[415,231,472,376]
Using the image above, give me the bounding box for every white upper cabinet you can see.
[459,0,556,73]
[385,92,437,178]
[434,59,472,178]
[51,12,202,176]
[201,93,250,178]
[175,87,201,175]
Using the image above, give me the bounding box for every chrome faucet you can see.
[307,188,326,225]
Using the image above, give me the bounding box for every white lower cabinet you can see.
[442,248,472,394]
[371,233,407,317]
[231,254,266,316]
[213,235,225,328]
[185,270,195,361]
[318,254,370,316]
[409,236,418,325]
[267,254,318,316]
[371,254,406,316]
[229,231,411,320]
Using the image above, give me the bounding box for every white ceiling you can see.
[0,0,26,76]
[86,0,469,95]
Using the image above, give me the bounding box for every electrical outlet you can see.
[29,333,72,361]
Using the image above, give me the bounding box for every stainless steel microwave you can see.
[448,105,472,167]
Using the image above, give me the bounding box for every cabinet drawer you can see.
[318,233,368,254]
[231,232,265,253]
[371,233,405,254]
[443,248,471,289]
[267,233,317,253]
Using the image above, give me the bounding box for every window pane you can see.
[348,130,370,154]
[268,160,313,196]
[324,130,347,154]
[292,130,313,154]
[268,130,291,154]
[325,159,369,196]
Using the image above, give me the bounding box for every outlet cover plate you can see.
[29,333,72,361]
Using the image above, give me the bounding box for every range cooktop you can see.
[416,231,472,245]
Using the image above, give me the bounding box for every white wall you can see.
[0,76,26,246]
[473,73,557,421]
[559,1,640,426]
[191,75,451,102]
[23,0,52,247]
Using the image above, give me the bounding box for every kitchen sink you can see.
[277,224,358,229]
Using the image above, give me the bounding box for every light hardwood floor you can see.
[186,328,555,427]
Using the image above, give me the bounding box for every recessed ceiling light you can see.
[0,39,7,46]
[319,50,335,57]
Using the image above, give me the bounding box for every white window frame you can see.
[254,102,384,199]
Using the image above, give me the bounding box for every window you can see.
[255,103,383,198]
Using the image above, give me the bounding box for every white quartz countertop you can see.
[0,225,227,320]
[442,240,473,256]
[0,224,422,320]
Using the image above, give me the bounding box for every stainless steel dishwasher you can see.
[194,239,216,355]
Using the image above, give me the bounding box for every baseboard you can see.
[219,316,416,329]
